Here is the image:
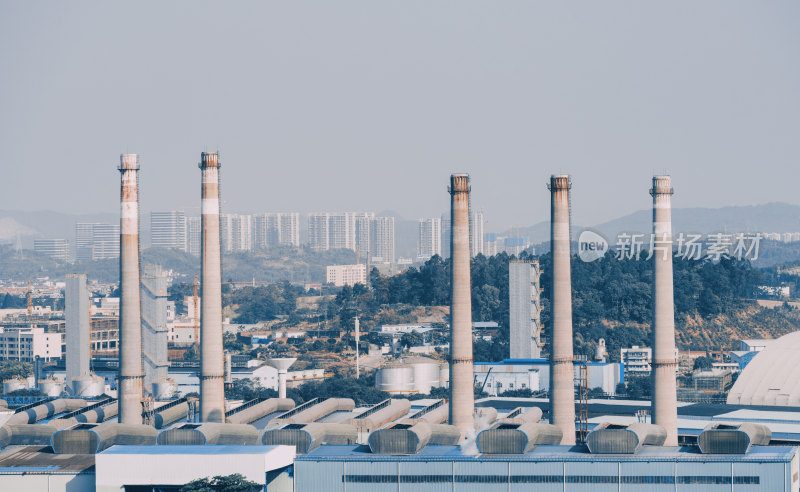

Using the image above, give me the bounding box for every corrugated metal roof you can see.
[100,444,289,455]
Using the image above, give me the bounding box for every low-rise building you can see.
[326,264,367,287]
[0,326,61,361]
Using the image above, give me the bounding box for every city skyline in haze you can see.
[1,2,798,231]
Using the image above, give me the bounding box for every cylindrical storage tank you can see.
[407,359,441,394]
[71,376,105,398]
[153,402,190,429]
[3,377,28,394]
[375,365,415,393]
[152,378,178,401]
[39,379,66,397]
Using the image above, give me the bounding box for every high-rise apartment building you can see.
[417,218,441,259]
[220,214,253,252]
[354,215,371,257]
[371,216,395,263]
[470,210,485,257]
[34,238,70,262]
[308,212,374,252]
[440,214,451,258]
[75,223,120,260]
[186,217,201,257]
[253,213,300,249]
[150,211,187,250]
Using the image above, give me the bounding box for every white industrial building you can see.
[475,359,623,396]
[326,264,367,287]
[0,327,61,361]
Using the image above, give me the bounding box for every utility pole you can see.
[355,316,360,379]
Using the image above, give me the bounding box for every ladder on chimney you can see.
[575,354,589,444]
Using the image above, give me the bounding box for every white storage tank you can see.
[375,364,415,394]
[71,375,105,397]
[39,378,66,397]
[3,377,28,394]
[406,357,442,394]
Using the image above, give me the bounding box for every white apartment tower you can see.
[150,211,187,250]
[417,218,442,259]
[253,213,300,249]
[371,217,395,263]
[220,214,253,252]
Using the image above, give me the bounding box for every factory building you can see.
[295,445,800,492]
[474,359,623,396]
[0,327,61,361]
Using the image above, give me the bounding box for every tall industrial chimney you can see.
[199,152,226,422]
[650,176,678,445]
[448,173,474,437]
[548,174,575,444]
[118,153,143,424]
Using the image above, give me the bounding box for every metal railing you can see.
[225,397,268,417]
[273,398,320,420]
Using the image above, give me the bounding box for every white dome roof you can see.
[727,331,800,406]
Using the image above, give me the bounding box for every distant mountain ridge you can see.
[502,202,800,244]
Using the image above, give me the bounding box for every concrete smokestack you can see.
[548,174,575,444]
[650,176,678,445]
[448,173,474,437]
[118,153,143,424]
[199,152,225,422]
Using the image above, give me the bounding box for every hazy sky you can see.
[1,2,798,231]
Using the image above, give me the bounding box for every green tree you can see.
[179,473,261,492]
[693,356,713,371]
[0,360,33,380]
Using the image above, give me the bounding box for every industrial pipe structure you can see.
[118,153,144,424]
[586,423,667,454]
[0,424,59,449]
[367,422,461,455]
[698,423,771,454]
[3,398,86,425]
[650,175,678,445]
[477,422,563,454]
[199,152,225,422]
[261,423,358,454]
[157,423,260,445]
[51,422,157,454]
[272,398,355,424]
[548,175,576,444]
[448,173,474,438]
[50,401,118,430]
[496,406,543,425]
[225,398,295,425]
[348,399,411,435]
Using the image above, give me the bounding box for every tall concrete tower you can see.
[448,173,474,437]
[65,274,90,389]
[650,175,678,445]
[548,174,575,444]
[118,153,143,424]
[199,152,226,422]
